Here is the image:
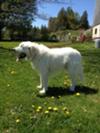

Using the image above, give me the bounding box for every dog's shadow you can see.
[42,86,98,97]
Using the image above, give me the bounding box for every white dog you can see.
[13,41,83,95]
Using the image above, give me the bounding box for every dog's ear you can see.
[28,46,39,59]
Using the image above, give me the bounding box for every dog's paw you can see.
[69,86,75,92]
[39,89,46,96]
[37,85,42,89]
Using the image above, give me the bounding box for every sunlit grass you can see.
[0,41,100,133]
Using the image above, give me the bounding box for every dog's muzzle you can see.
[12,48,26,62]
[16,52,27,62]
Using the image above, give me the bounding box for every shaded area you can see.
[75,85,98,94]
[38,86,98,97]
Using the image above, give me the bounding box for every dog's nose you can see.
[11,47,20,52]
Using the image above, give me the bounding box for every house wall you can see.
[92,24,100,39]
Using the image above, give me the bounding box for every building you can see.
[92,0,100,48]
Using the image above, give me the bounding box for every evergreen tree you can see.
[48,7,82,32]
[41,25,49,41]
[66,7,77,29]
[48,17,58,32]
[31,26,41,41]
[74,12,80,28]
[57,8,68,30]
[80,10,89,29]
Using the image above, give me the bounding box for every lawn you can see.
[0,41,100,133]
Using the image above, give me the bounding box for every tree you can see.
[48,7,90,32]
[74,12,80,29]
[48,8,68,32]
[29,26,41,41]
[48,7,82,31]
[80,11,89,29]
[37,0,72,20]
[66,7,77,29]
[40,25,49,41]
[0,0,37,40]
[48,17,58,32]
[57,8,68,30]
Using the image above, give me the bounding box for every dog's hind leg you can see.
[67,64,77,92]
[69,74,77,92]
[78,63,83,82]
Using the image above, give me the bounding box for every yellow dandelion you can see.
[58,96,61,98]
[11,70,16,75]
[48,106,52,111]
[5,129,9,133]
[32,105,35,108]
[7,84,10,87]
[76,92,80,96]
[10,110,15,115]
[44,102,47,105]
[65,111,70,115]
[64,81,67,85]
[16,119,20,123]
[44,110,49,114]
[36,109,41,113]
[36,106,42,112]
[63,107,68,111]
[51,96,55,99]
[82,107,87,112]
[38,106,42,110]
[53,107,58,112]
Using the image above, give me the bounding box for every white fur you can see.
[14,41,83,95]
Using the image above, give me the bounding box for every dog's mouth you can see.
[16,52,27,62]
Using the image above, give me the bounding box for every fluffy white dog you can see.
[13,41,83,95]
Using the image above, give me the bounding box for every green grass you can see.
[0,41,100,133]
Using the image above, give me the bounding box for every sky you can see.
[32,0,96,28]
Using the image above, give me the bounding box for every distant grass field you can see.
[0,41,100,133]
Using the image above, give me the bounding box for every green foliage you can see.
[57,8,68,30]
[66,7,76,29]
[80,11,90,29]
[48,7,89,32]
[40,25,49,41]
[0,0,37,40]
[28,26,41,41]
[48,17,58,32]
[27,26,49,41]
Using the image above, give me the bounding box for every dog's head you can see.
[13,41,39,62]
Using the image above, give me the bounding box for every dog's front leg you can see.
[39,72,48,95]
[37,75,43,89]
